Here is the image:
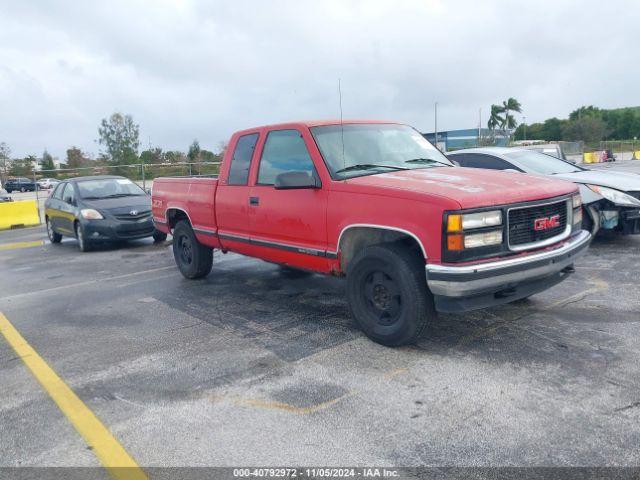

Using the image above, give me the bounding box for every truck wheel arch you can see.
[336,225,427,272]
[165,208,192,230]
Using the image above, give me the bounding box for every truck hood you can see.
[346,167,576,208]
[551,169,640,192]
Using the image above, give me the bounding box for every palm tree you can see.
[488,104,504,131]
[500,97,522,131]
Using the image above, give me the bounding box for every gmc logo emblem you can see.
[534,214,560,231]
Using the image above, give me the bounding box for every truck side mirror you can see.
[274,171,320,190]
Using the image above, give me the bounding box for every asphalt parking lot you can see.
[1,172,640,478]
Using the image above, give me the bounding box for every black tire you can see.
[75,221,91,252]
[346,243,435,347]
[152,229,168,243]
[46,217,62,244]
[172,220,213,279]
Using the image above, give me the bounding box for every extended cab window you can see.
[257,129,316,185]
[228,133,259,185]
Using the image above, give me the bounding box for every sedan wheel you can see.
[46,218,62,244]
[75,222,90,252]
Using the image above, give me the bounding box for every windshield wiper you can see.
[103,193,143,198]
[334,164,409,174]
[404,157,451,166]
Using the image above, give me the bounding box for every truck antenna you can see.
[338,78,345,173]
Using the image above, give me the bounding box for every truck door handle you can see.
[249,196,259,206]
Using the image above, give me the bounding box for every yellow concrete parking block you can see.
[0,311,148,480]
[0,200,41,230]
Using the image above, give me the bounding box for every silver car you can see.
[447,147,640,235]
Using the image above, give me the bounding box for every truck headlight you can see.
[586,185,640,207]
[447,210,502,231]
[80,208,104,220]
[445,210,504,251]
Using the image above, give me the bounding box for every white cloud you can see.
[0,0,638,158]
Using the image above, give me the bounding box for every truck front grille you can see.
[508,200,568,249]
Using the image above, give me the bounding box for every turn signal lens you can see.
[447,215,462,232]
[447,233,464,250]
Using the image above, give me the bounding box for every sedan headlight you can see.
[586,185,640,207]
[80,208,104,220]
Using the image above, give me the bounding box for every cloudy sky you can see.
[1,0,638,159]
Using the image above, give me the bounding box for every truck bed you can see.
[152,176,219,247]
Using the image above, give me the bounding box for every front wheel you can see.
[46,217,62,243]
[75,222,90,252]
[152,229,168,243]
[346,243,435,347]
[172,220,213,279]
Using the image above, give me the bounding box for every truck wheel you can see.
[172,220,213,279]
[346,243,434,347]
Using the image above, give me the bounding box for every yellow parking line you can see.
[0,312,147,480]
[0,240,45,251]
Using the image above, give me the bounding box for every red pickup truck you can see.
[152,120,591,346]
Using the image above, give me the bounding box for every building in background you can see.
[423,128,510,151]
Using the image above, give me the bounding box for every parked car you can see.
[447,147,640,235]
[4,177,37,192]
[0,188,12,202]
[44,175,167,251]
[37,178,60,189]
[517,144,573,163]
[152,120,590,347]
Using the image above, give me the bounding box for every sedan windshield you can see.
[76,178,146,199]
[310,123,453,179]
[503,150,584,175]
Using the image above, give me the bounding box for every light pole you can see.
[523,116,526,141]
[434,102,438,150]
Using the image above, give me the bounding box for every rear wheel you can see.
[346,243,435,346]
[172,220,213,279]
[46,217,62,243]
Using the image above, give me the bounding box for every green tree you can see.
[187,140,201,163]
[569,105,601,121]
[500,97,522,130]
[10,156,37,177]
[40,149,56,175]
[0,142,10,184]
[488,104,504,131]
[562,116,608,142]
[140,148,163,165]
[66,147,89,169]
[98,113,140,166]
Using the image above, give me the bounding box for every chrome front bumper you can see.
[426,229,592,299]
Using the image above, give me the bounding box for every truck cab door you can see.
[215,132,260,255]
[248,128,329,272]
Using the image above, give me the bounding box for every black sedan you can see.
[44,175,167,251]
[5,177,37,192]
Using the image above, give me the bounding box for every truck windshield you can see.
[310,124,453,179]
